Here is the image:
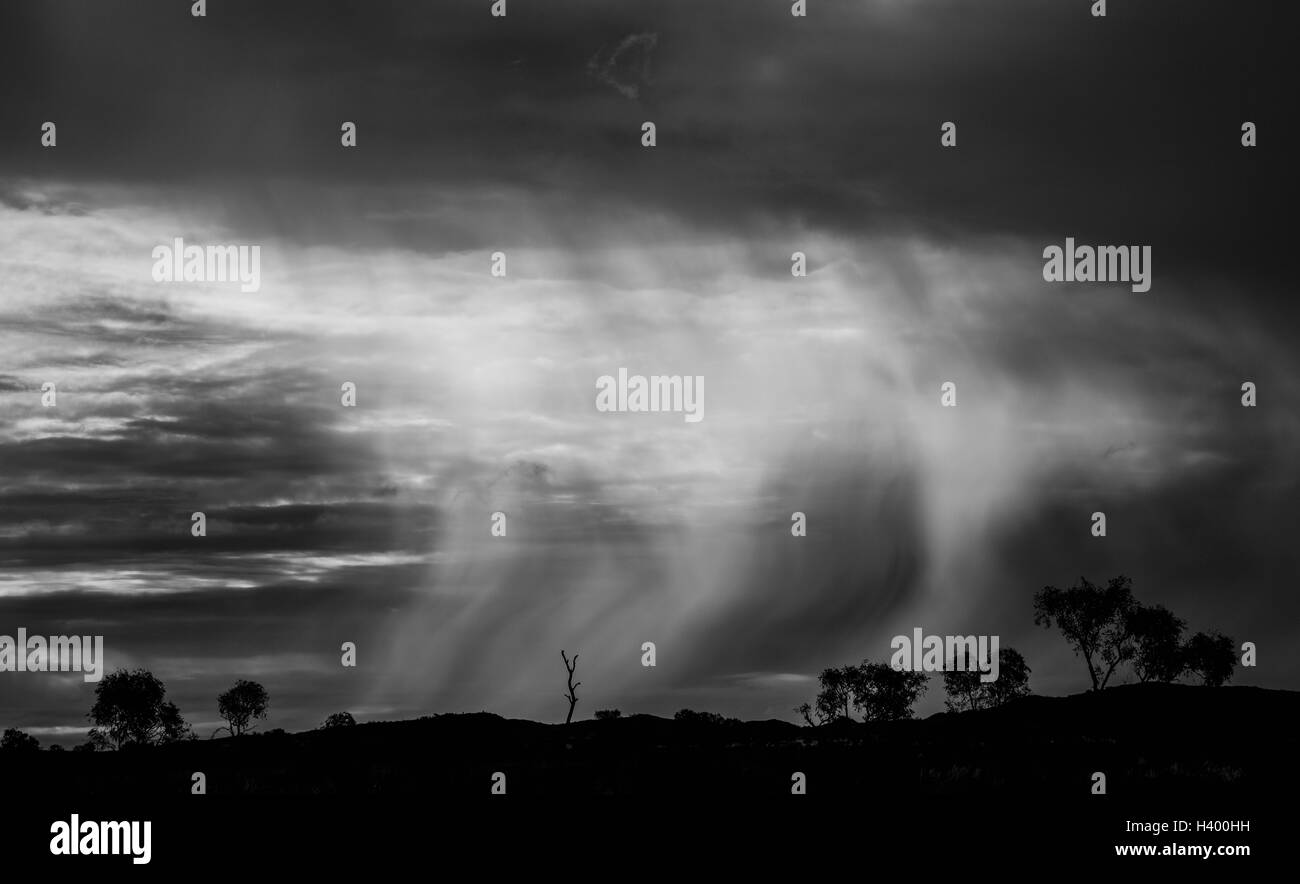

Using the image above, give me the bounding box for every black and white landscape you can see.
[0,0,1295,866]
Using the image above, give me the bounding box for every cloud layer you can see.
[1,0,1296,741]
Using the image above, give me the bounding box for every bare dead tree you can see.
[561,650,580,724]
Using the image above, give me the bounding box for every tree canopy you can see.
[216,679,270,737]
[88,668,193,748]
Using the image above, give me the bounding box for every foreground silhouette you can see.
[2,684,1295,802]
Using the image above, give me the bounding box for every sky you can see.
[0,0,1296,745]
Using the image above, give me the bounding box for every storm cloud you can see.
[0,0,1295,742]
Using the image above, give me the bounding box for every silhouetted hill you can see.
[4,684,1296,801]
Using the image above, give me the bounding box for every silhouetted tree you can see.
[561,650,580,724]
[985,647,1032,707]
[803,661,928,723]
[942,647,1032,712]
[322,712,356,729]
[1128,604,1187,683]
[1182,631,1236,687]
[1033,575,1138,690]
[160,699,196,742]
[215,679,269,737]
[0,728,40,752]
[88,668,193,748]
[942,668,983,713]
[84,728,111,751]
[594,709,621,721]
[47,744,64,752]
[814,666,855,723]
[851,662,928,722]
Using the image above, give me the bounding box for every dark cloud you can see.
[0,182,88,215]
[0,292,260,351]
[1,0,1294,291]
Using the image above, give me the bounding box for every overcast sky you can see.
[1,0,1296,744]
